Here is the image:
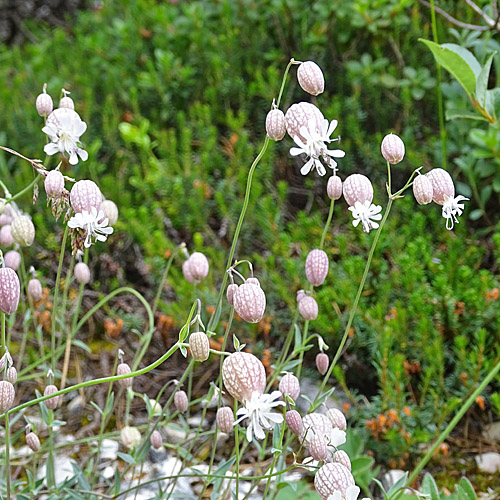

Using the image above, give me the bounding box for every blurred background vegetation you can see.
[0,0,499,477]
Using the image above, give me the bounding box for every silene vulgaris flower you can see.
[290,118,345,176]
[42,108,88,165]
[442,195,469,230]
[67,206,113,248]
[327,486,363,500]
[348,200,382,233]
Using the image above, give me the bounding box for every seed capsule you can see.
[285,102,324,142]
[343,174,373,207]
[216,406,235,434]
[331,450,351,470]
[6,366,17,384]
[426,168,455,205]
[150,430,163,449]
[26,432,41,452]
[285,409,303,435]
[314,462,355,500]
[316,353,329,375]
[0,225,13,246]
[233,282,266,323]
[4,250,21,271]
[44,170,65,198]
[174,390,188,413]
[309,433,328,461]
[11,215,35,247]
[327,176,343,201]
[305,249,329,287]
[266,109,286,141]
[189,331,210,362]
[102,200,119,226]
[36,85,53,117]
[413,173,433,205]
[326,408,346,431]
[297,61,325,96]
[298,295,318,321]
[117,363,133,388]
[0,381,15,413]
[279,373,300,401]
[226,283,238,305]
[381,133,405,164]
[28,278,43,302]
[74,262,91,285]
[70,180,103,214]
[0,267,20,314]
[44,384,60,410]
[121,426,141,449]
[222,351,266,402]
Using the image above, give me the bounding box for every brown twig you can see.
[417,0,490,31]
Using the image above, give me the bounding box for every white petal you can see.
[44,143,60,156]
[77,148,88,162]
[300,158,314,176]
[325,149,346,158]
[290,147,305,157]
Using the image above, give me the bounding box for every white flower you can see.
[67,207,114,248]
[234,390,284,442]
[290,118,345,176]
[327,486,361,500]
[348,201,383,233]
[442,195,468,230]
[42,108,88,165]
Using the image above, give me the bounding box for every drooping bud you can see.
[121,426,141,449]
[44,384,60,410]
[309,433,328,461]
[150,429,163,449]
[11,215,35,247]
[299,413,332,445]
[174,390,188,413]
[305,249,329,287]
[0,267,20,314]
[187,252,209,282]
[285,102,324,142]
[216,406,235,434]
[226,283,238,305]
[26,432,41,452]
[0,381,15,413]
[331,450,351,470]
[279,373,300,401]
[6,366,17,384]
[74,262,90,285]
[314,462,356,500]
[316,353,329,375]
[59,89,75,110]
[182,259,195,284]
[44,170,65,198]
[222,351,266,403]
[4,250,21,271]
[298,295,318,321]
[36,84,53,117]
[28,279,43,302]
[425,168,455,205]
[246,277,260,287]
[117,363,133,388]
[233,282,266,323]
[0,225,13,246]
[297,61,325,96]
[70,180,103,214]
[327,175,343,201]
[412,173,433,205]
[381,133,405,165]
[326,408,346,431]
[266,109,286,141]
[102,200,119,226]
[285,409,303,435]
[342,174,373,207]
[189,331,210,362]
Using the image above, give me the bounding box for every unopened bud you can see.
[381,133,405,164]
[150,429,163,449]
[285,102,324,142]
[117,363,133,388]
[187,252,209,282]
[4,250,21,271]
[305,249,329,287]
[331,450,351,470]
[174,390,188,413]
[70,180,103,214]
[0,225,13,246]
[36,85,53,117]
[44,170,65,198]
[74,262,90,285]
[121,426,141,449]
[413,173,433,205]
[279,373,300,401]
[44,384,60,410]
[6,367,17,384]
[227,283,238,305]
[28,279,43,302]
[309,433,328,461]
[316,353,329,375]
[222,352,266,402]
[0,267,20,314]
[314,462,355,500]
[233,282,266,323]
[11,215,35,247]
[266,109,286,141]
[59,89,75,110]
[0,381,15,413]
[297,61,325,96]
[216,406,235,434]
[102,200,119,226]
[189,331,210,362]
[326,408,346,430]
[298,295,318,321]
[285,409,303,435]
[343,174,373,207]
[426,168,455,205]
[327,176,343,201]
[26,432,41,452]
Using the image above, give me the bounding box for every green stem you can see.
[152,246,180,315]
[319,199,335,250]
[5,414,10,499]
[51,225,69,372]
[7,175,40,203]
[406,356,500,486]
[311,198,393,410]
[234,402,241,499]
[262,410,286,499]
[1,311,5,351]
[295,320,309,379]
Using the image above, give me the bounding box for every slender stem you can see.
[430,0,447,169]
[51,225,69,372]
[295,320,309,379]
[5,414,10,499]
[7,175,40,203]
[311,198,393,410]
[262,413,286,499]
[319,199,335,249]
[1,311,5,351]
[152,246,180,315]
[405,357,500,487]
[234,402,240,499]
